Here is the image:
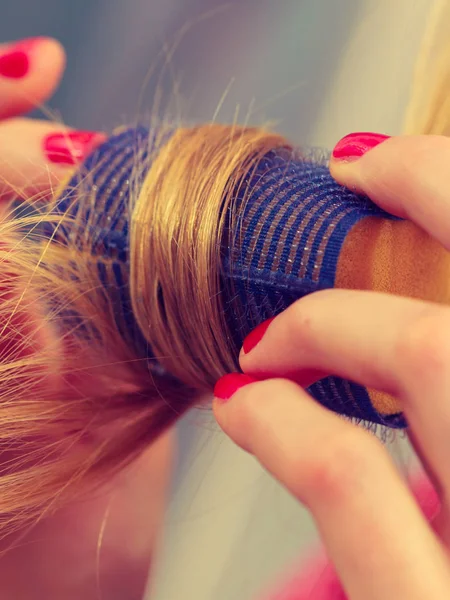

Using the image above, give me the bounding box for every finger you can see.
[329,134,450,250]
[0,37,65,119]
[239,289,450,515]
[0,118,105,204]
[214,377,450,599]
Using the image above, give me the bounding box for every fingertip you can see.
[212,373,259,431]
[25,36,66,107]
[328,132,392,194]
[0,118,106,203]
[328,154,360,188]
[37,36,66,81]
[331,132,391,163]
[212,373,265,451]
[0,36,67,119]
[330,133,450,232]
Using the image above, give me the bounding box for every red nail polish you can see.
[0,37,43,79]
[43,131,104,165]
[242,317,275,355]
[214,373,258,401]
[0,50,29,79]
[332,132,390,162]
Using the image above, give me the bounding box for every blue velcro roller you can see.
[45,125,413,428]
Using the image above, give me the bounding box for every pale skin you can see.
[0,38,174,600]
[214,135,450,598]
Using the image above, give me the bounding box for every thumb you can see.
[329,132,450,250]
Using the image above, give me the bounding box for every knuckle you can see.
[298,429,384,506]
[397,309,450,385]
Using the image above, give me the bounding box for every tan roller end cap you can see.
[336,216,450,415]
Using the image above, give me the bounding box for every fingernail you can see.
[214,373,258,401]
[332,132,390,162]
[0,37,43,79]
[242,317,275,355]
[43,131,105,165]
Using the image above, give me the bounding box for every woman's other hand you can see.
[214,133,450,599]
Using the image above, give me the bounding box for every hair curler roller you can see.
[40,124,450,430]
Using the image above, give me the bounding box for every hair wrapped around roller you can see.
[41,123,408,426]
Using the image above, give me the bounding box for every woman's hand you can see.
[214,133,450,599]
[0,36,104,208]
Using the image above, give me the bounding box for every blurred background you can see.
[0,0,434,598]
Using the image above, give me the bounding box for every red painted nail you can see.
[242,317,275,355]
[0,50,29,79]
[332,132,390,162]
[214,373,258,401]
[43,131,104,165]
[0,37,43,79]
